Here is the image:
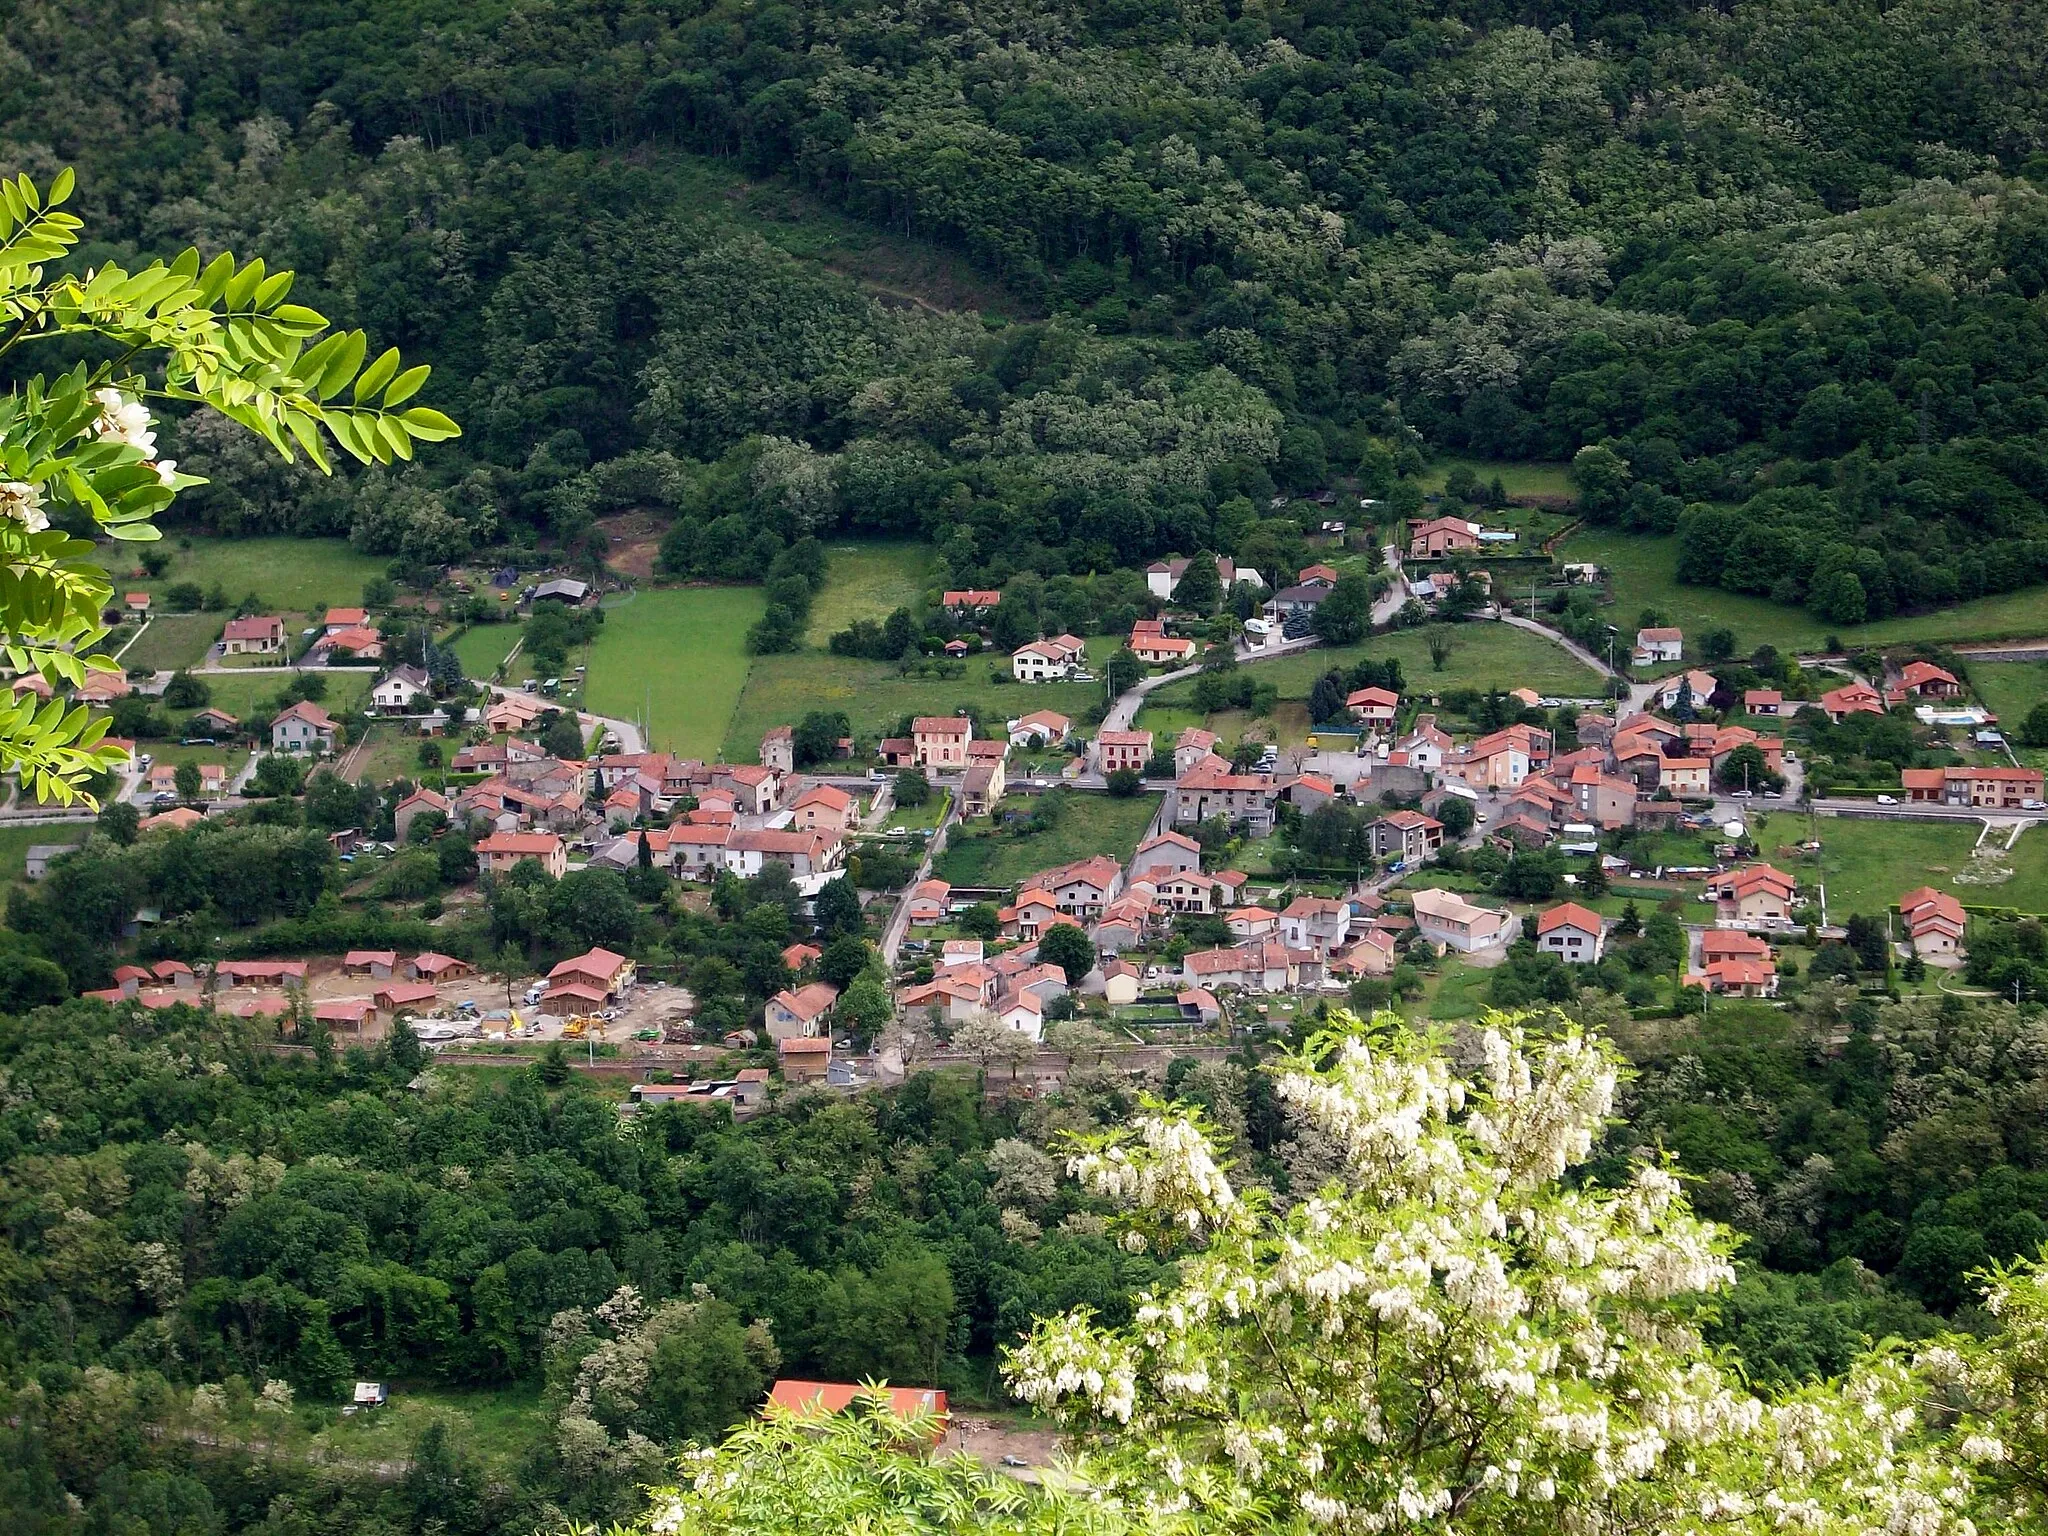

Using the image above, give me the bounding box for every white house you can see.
[997,991,1044,1042]
[372,665,431,711]
[1634,627,1683,666]
[1011,637,1083,682]
[271,700,337,754]
[1411,888,1512,954]
[1535,902,1606,964]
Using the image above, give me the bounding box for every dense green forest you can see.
[13,986,2048,1531]
[9,0,2048,613]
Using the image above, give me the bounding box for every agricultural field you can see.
[805,541,934,646]
[107,535,386,613]
[933,792,1160,888]
[116,613,222,672]
[724,655,1100,763]
[1801,814,2048,917]
[581,587,764,760]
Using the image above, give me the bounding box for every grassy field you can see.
[1805,815,2048,916]
[446,621,525,681]
[0,824,88,882]
[177,670,372,727]
[1566,529,2048,655]
[117,614,222,671]
[347,723,438,786]
[934,792,1160,887]
[582,587,763,760]
[1967,660,2048,729]
[1416,458,1576,500]
[725,655,1101,763]
[806,541,934,646]
[109,535,387,612]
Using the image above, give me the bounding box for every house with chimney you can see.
[1408,516,1481,558]
[912,716,972,768]
[1095,729,1153,775]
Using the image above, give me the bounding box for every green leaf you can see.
[398,406,462,441]
[48,167,73,206]
[353,346,401,404]
[316,331,367,401]
[382,364,431,407]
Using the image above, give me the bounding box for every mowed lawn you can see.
[108,535,386,613]
[724,654,1101,762]
[447,621,526,681]
[176,670,372,728]
[118,614,222,671]
[935,793,1160,888]
[583,588,763,760]
[1567,529,2048,655]
[806,541,934,646]
[1965,659,2048,728]
[1803,815,2048,917]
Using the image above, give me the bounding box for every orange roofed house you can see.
[912,715,971,768]
[1708,863,1798,927]
[475,831,567,878]
[1900,886,1968,959]
[1902,765,2044,810]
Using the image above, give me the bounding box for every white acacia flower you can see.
[92,387,157,456]
[0,480,47,532]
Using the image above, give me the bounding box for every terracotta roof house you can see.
[1900,886,1967,959]
[409,952,472,982]
[1536,903,1606,963]
[475,831,567,878]
[1897,661,1961,698]
[221,615,285,654]
[765,1380,948,1445]
[1818,682,1884,721]
[271,700,338,754]
[765,981,839,1041]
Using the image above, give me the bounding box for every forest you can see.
[6,0,2046,614]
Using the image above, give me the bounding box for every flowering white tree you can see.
[575,1010,2048,1536]
[0,168,455,803]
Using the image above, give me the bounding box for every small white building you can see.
[1535,903,1606,964]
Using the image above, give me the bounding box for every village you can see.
[25,541,2044,1114]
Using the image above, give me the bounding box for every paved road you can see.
[1100,633,1324,734]
[1370,544,1406,627]
[880,793,959,963]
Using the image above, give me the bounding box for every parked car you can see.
[1876,794,1898,805]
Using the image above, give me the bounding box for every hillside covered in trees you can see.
[8,0,2048,616]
